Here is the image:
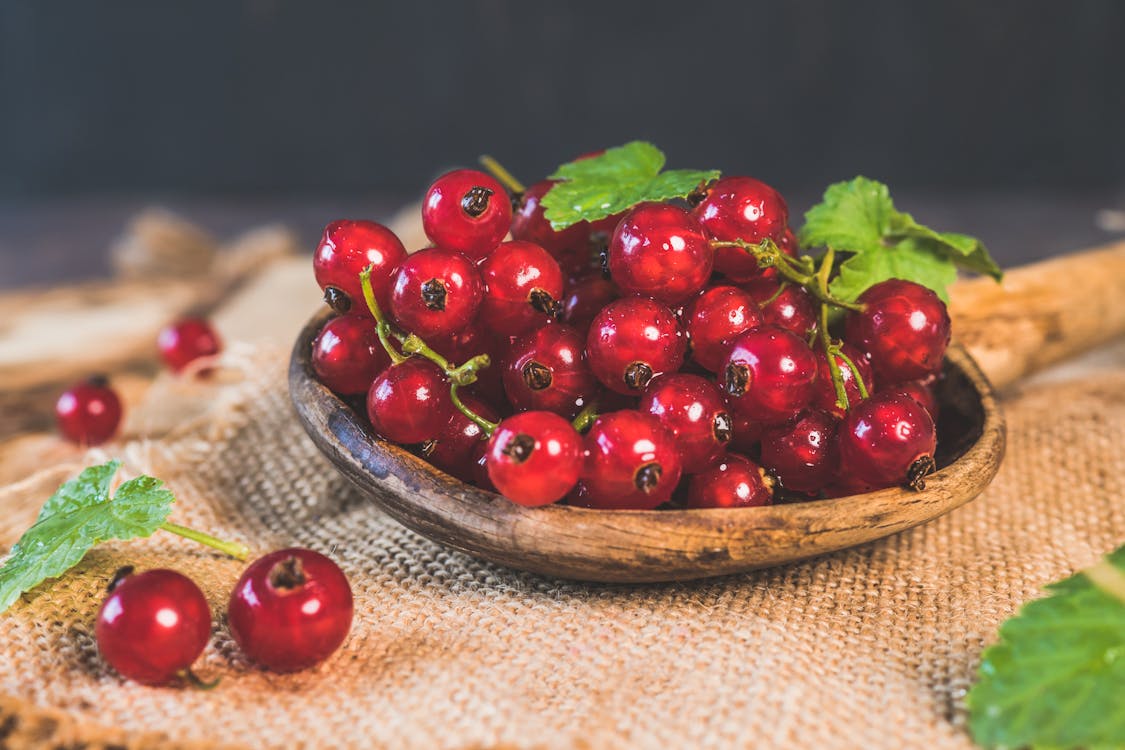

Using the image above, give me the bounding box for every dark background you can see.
[1,1,1123,285]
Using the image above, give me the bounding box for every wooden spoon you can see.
[289,242,1125,582]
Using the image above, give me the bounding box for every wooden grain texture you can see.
[290,308,1005,582]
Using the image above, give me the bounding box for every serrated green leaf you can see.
[888,212,1003,281]
[541,141,719,230]
[829,237,958,302]
[967,545,1125,750]
[0,461,174,613]
[798,176,895,251]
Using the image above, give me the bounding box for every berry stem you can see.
[571,399,600,433]
[450,383,498,434]
[710,238,865,313]
[478,155,526,194]
[358,266,409,365]
[816,248,850,413]
[159,522,249,561]
[834,346,870,400]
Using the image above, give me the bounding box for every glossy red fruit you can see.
[96,568,211,685]
[423,394,499,482]
[838,391,937,490]
[577,410,683,510]
[422,169,511,261]
[56,376,122,445]
[694,176,789,282]
[311,316,389,395]
[431,324,507,406]
[366,358,451,443]
[639,374,732,473]
[586,297,686,395]
[686,454,774,509]
[760,409,839,494]
[511,180,592,256]
[741,279,817,339]
[844,279,951,384]
[722,327,818,424]
[478,241,564,337]
[503,323,597,419]
[389,247,483,338]
[729,406,765,455]
[891,377,940,421]
[684,285,763,373]
[485,411,583,506]
[157,317,222,373]
[811,342,875,418]
[313,220,408,316]
[608,202,714,306]
[228,548,353,673]
[562,274,619,334]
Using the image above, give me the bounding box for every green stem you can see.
[816,248,849,413]
[571,399,600,433]
[359,266,408,364]
[160,522,249,561]
[479,155,526,194]
[451,383,498,434]
[834,347,870,400]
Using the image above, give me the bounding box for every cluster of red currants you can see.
[96,548,353,685]
[311,166,950,509]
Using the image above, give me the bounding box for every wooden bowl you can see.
[290,308,1005,583]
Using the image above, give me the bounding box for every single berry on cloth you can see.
[389,247,483,339]
[157,317,222,373]
[608,202,713,306]
[686,454,774,509]
[96,568,212,686]
[811,342,874,418]
[693,176,789,282]
[741,279,817,339]
[228,548,354,673]
[845,279,951,384]
[313,220,407,315]
[837,391,937,490]
[683,285,763,373]
[366,358,452,444]
[760,409,839,495]
[311,315,389,395]
[503,323,597,419]
[422,169,511,261]
[576,410,683,510]
[722,326,818,424]
[485,411,584,506]
[56,376,122,445]
[586,297,686,395]
[478,241,565,337]
[422,394,499,483]
[639,373,732,474]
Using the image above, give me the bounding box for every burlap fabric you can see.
[1,342,1123,750]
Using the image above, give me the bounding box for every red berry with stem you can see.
[837,391,937,490]
[511,180,592,256]
[683,285,763,372]
[562,274,619,334]
[760,409,840,495]
[586,297,686,395]
[56,376,122,445]
[485,411,583,506]
[478,240,565,337]
[741,279,818,339]
[228,548,353,673]
[431,324,507,406]
[389,247,483,338]
[503,323,597,419]
[721,326,818,424]
[95,568,211,685]
[422,394,499,482]
[890,377,940,421]
[366,358,452,444]
[693,176,789,282]
[686,454,774,509]
[811,342,875,418]
[639,373,732,474]
[422,169,511,261]
[311,316,389,395]
[844,279,951,384]
[157,317,222,373]
[608,202,714,305]
[313,220,407,316]
[577,410,683,510]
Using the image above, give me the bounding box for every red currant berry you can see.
[389,247,483,338]
[889,377,940,421]
[608,202,713,306]
[741,279,818,339]
[157,317,222,373]
[313,220,407,316]
[56,376,122,445]
[639,374,732,473]
[228,548,353,673]
[562,274,619,334]
[811,342,875,418]
[586,297,686,395]
[422,169,511,261]
[366,358,452,444]
[683,285,763,372]
[577,410,683,510]
[686,454,774,509]
[511,180,591,256]
[422,394,499,482]
[485,411,583,506]
[503,323,597,419]
[838,391,937,490]
[470,441,496,491]
[844,279,951,384]
[96,568,211,685]
[694,176,789,282]
[760,409,839,495]
[728,405,765,454]
[431,324,507,406]
[478,241,564,337]
[311,316,389,395]
[722,327,818,424]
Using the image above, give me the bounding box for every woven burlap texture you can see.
[1,345,1123,750]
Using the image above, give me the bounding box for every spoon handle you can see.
[949,239,1125,389]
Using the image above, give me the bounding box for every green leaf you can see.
[0,461,174,613]
[541,141,720,230]
[798,176,895,251]
[829,237,959,303]
[967,545,1125,750]
[888,212,1003,281]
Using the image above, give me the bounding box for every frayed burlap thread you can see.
[1,345,1123,750]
